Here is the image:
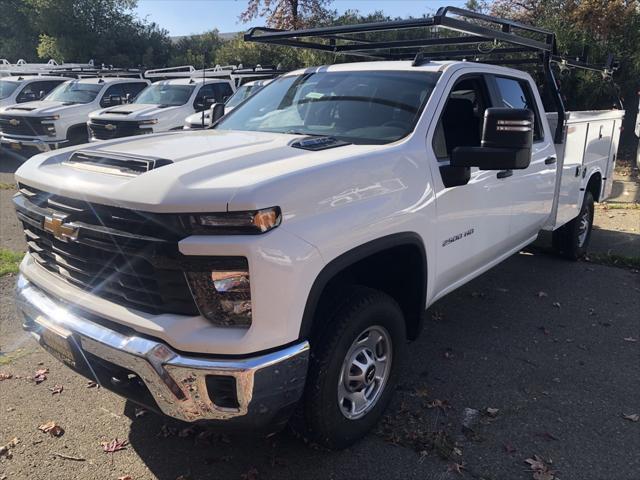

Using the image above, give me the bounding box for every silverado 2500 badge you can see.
[442,228,475,247]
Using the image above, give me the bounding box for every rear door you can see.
[489,75,557,242]
[429,73,515,294]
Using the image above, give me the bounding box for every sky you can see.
[135,0,467,36]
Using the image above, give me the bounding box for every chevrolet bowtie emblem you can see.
[43,216,78,242]
[9,118,20,126]
[104,123,116,131]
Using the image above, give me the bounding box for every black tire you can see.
[552,190,595,260]
[300,286,406,449]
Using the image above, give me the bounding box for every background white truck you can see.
[13,7,624,449]
[0,76,149,153]
[0,75,69,108]
[88,76,234,141]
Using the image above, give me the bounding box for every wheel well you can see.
[301,233,427,342]
[585,171,602,202]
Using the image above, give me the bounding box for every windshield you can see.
[45,81,102,104]
[0,80,20,100]
[216,71,439,144]
[225,84,263,109]
[134,84,195,106]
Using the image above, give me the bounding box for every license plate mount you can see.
[10,142,22,151]
[40,327,77,368]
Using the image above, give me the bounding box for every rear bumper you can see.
[1,135,67,152]
[16,274,309,429]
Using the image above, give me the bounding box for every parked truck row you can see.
[0,64,282,155]
[12,7,626,449]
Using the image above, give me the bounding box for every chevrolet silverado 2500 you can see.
[0,76,149,153]
[13,7,624,448]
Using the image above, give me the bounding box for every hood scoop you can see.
[63,150,173,177]
[290,136,350,151]
[8,106,36,111]
[103,110,134,115]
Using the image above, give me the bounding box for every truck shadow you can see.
[125,249,639,480]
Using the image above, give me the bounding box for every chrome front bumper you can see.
[1,135,67,152]
[16,275,310,425]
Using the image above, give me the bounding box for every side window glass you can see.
[124,82,147,101]
[194,84,215,110]
[214,83,233,102]
[100,84,124,107]
[494,77,543,141]
[17,83,42,102]
[432,77,490,160]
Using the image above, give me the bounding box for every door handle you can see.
[497,169,513,179]
[544,156,557,165]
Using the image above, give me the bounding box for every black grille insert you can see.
[14,184,199,316]
[0,115,48,136]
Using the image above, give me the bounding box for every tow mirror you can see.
[38,90,46,99]
[210,103,225,124]
[451,108,534,170]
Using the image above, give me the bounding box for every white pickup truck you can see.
[0,76,69,109]
[88,77,234,141]
[13,8,624,449]
[0,76,149,154]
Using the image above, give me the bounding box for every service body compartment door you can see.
[602,119,622,200]
[555,121,588,226]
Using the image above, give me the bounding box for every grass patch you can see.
[585,253,640,270]
[599,202,639,210]
[0,348,35,365]
[0,182,16,190]
[0,249,24,276]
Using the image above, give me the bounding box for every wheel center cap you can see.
[365,365,376,384]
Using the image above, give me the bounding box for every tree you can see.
[0,0,39,61]
[240,0,335,29]
[169,31,224,68]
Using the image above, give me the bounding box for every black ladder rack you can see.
[244,6,619,144]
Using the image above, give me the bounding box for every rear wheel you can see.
[552,191,594,260]
[300,286,406,449]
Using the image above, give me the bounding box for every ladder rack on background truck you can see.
[244,6,620,144]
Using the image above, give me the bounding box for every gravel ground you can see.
[1,147,639,480]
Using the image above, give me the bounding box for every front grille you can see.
[14,184,199,316]
[88,119,149,140]
[0,115,48,136]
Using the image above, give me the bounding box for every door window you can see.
[193,84,217,110]
[17,80,65,102]
[100,84,125,107]
[493,76,543,141]
[122,82,148,101]
[213,83,233,102]
[432,76,491,159]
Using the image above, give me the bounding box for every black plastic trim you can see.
[298,232,427,340]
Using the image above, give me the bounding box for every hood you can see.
[14,129,371,213]
[0,100,83,116]
[94,103,182,120]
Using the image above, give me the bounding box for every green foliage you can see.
[36,34,64,62]
[0,249,23,277]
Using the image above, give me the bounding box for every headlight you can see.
[44,124,56,136]
[186,263,252,328]
[188,207,281,235]
[40,115,60,121]
[138,118,158,125]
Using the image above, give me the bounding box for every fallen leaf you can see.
[414,386,430,398]
[525,455,556,480]
[503,442,517,454]
[0,437,19,459]
[0,373,12,381]
[33,368,49,384]
[623,337,638,343]
[552,302,561,309]
[448,462,466,475]
[536,291,548,298]
[426,399,451,412]
[496,287,509,293]
[622,413,639,422]
[134,407,147,418]
[38,421,64,437]
[118,476,133,480]
[485,407,499,417]
[86,381,98,388]
[102,438,128,453]
[48,384,63,395]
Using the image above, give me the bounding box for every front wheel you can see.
[300,287,406,449]
[553,191,595,260]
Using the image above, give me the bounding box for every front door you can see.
[428,73,516,296]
